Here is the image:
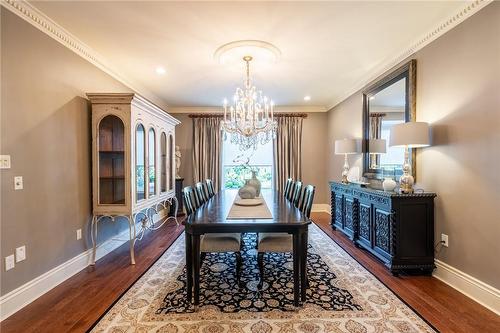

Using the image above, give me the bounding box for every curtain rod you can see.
[188,113,308,118]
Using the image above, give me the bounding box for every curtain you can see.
[192,116,222,192]
[369,113,385,167]
[273,116,303,191]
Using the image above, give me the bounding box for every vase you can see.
[238,180,257,199]
[247,170,262,197]
[382,177,397,192]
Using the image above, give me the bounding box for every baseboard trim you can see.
[312,204,330,213]
[433,259,499,315]
[0,227,132,321]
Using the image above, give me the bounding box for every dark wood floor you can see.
[1,213,498,333]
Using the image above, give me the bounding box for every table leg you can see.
[300,229,308,303]
[193,234,201,306]
[292,232,300,307]
[185,233,193,303]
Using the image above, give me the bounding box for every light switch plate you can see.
[441,234,449,247]
[76,229,82,240]
[14,176,23,190]
[0,155,11,169]
[16,246,26,262]
[5,255,15,271]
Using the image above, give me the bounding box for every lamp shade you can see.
[335,139,358,154]
[389,122,430,148]
[369,139,386,154]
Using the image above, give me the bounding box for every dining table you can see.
[184,189,311,308]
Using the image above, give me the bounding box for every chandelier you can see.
[221,55,277,150]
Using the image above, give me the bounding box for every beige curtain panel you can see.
[273,115,303,191]
[192,116,222,192]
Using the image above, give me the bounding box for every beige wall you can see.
[0,10,134,294]
[174,113,329,204]
[327,3,500,288]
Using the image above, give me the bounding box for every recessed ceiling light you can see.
[155,66,166,75]
[304,95,311,101]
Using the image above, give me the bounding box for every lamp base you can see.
[341,153,350,184]
[399,173,414,194]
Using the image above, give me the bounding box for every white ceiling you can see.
[30,1,470,109]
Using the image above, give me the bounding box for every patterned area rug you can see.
[92,224,435,332]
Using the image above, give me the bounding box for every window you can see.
[222,140,274,189]
[148,128,156,196]
[380,120,405,168]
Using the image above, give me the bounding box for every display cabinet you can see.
[87,93,180,264]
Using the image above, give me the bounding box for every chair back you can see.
[195,182,208,205]
[206,179,215,198]
[283,178,293,199]
[291,181,303,207]
[182,186,196,215]
[299,185,315,218]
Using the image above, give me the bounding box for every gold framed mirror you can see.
[362,60,417,180]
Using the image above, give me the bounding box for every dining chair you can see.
[182,186,197,215]
[283,178,293,199]
[205,179,215,198]
[184,185,243,285]
[195,182,208,204]
[291,181,303,207]
[257,184,315,289]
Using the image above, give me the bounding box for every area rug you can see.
[91,224,435,332]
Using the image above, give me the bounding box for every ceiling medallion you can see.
[214,40,281,65]
[220,51,277,151]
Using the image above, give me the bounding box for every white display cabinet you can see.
[87,93,180,264]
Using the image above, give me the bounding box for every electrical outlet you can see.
[441,234,449,247]
[76,229,82,240]
[0,155,11,169]
[16,245,26,263]
[5,255,15,271]
[14,176,23,190]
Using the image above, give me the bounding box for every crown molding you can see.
[326,0,493,111]
[0,0,169,110]
[168,105,327,114]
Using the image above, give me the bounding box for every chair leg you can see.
[257,252,264,289]
[235,252,242,286]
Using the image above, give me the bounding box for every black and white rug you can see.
[157,233,361,314]
[92,223,435,333]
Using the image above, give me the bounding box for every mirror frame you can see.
[362,59,417,180]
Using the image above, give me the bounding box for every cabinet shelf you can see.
[99,176,125,180]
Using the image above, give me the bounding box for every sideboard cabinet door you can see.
[373,208,392,262]
[357,202,372,248]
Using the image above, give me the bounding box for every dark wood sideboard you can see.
[329,181,436,275]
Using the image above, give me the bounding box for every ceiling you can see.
[30,1,471,109]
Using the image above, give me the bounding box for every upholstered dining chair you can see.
[195,182,208,204]
[182,186,197,215]
[183,186,243,285]
[283,178,294,199]
[291,181,303,207]
[257,184,315,289]
[205,179,215,198]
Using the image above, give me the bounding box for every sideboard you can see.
[329,181,436,275]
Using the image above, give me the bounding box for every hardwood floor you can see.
[1,213,498,333]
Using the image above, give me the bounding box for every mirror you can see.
[362,60,416,180]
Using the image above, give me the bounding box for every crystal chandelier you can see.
[221,55,277,150]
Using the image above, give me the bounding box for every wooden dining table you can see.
[184,189,311,307]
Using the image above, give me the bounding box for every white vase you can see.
[247,171,262,197]
[238,181,257,199]
[382,177,397,192]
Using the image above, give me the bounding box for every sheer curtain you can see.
[192,116,222,192]
[273,115,304,191]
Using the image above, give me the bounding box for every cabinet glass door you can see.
[136,124,146,201]
[168,134,174,190]
[148,128,156,197]
[160,132,167,193]
[98,115,125,205]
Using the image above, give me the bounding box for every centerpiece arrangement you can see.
[234,158,263,206]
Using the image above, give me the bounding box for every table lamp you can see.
[369,138,386,169]
[335,139,358,184]
[389,122,430,193]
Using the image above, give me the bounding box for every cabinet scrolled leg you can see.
[128,215,136,265]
